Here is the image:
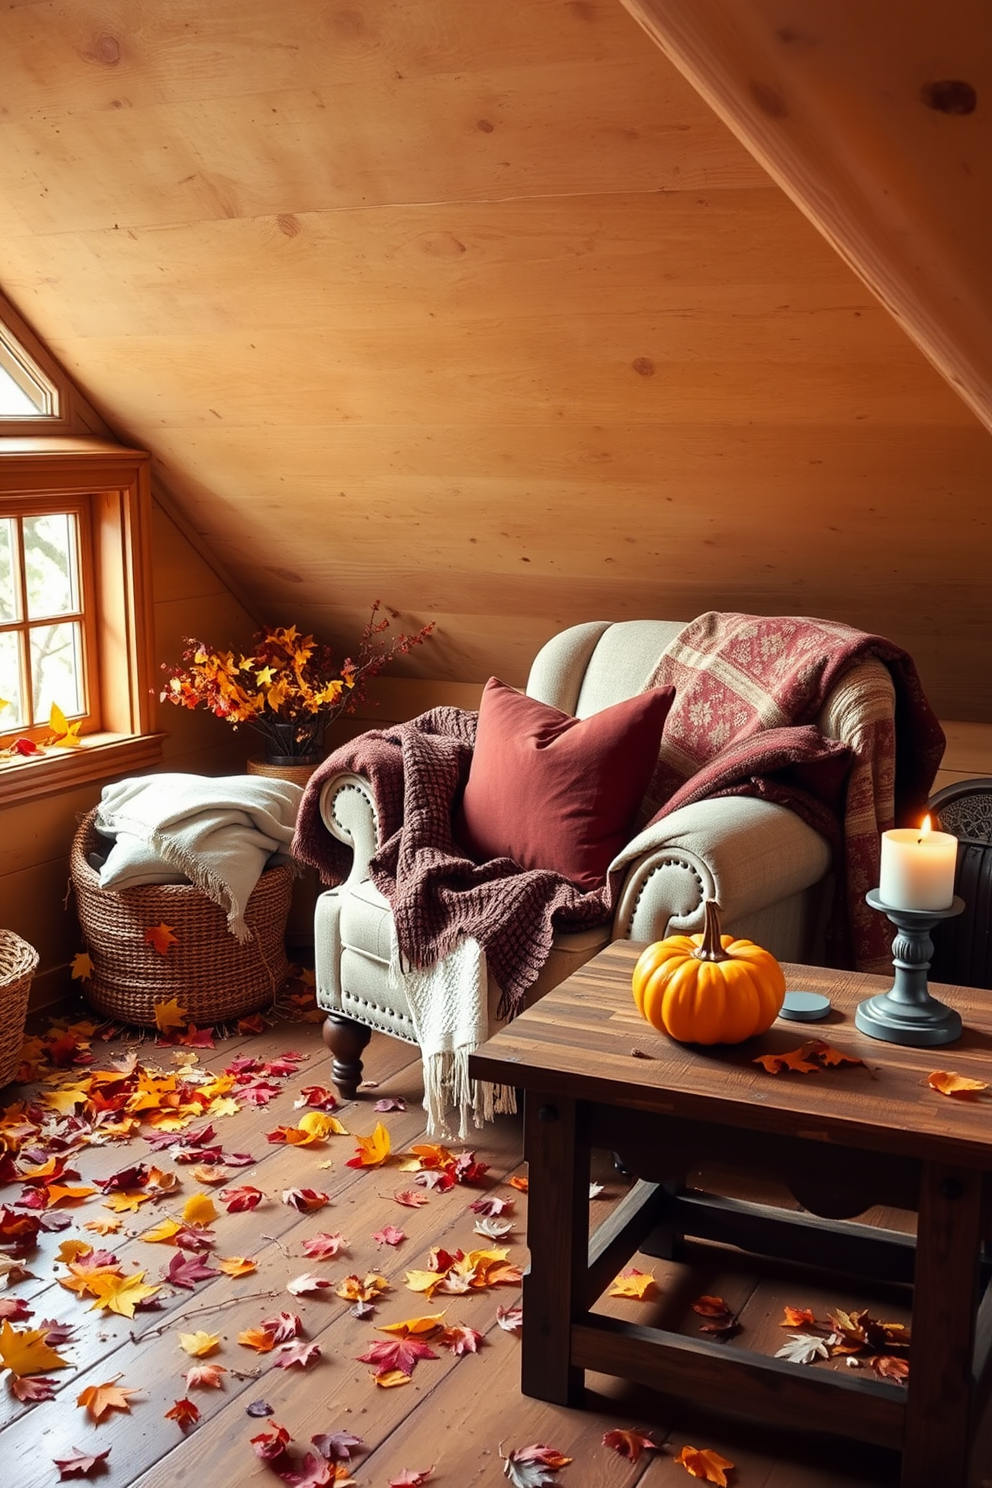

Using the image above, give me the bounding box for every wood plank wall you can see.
[0,0,987,721]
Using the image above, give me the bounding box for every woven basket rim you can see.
[0,928,40,985]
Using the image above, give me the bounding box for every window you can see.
[0,326,59,419]
[0,441,162,805]
[1,499,94,737]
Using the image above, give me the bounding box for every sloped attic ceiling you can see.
[1,1,990,716]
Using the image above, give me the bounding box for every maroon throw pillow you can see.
[455,678,675,892]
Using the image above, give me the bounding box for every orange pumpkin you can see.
[632,898,785,1045]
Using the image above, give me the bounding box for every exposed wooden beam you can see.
[620,0,992,434]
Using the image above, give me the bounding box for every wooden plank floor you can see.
[2,987,990,1488]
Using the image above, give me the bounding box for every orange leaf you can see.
[780,1305,816,1329]
[608,1268,655,1300]
[346,1121,391,1169]
[872,1355,909,1382]
[927,1069,989,1099]
[507,1176,529,1193]
[238,1327,277,1353]
[103,1189,153,1213]
[77,1377,140,1422]
[602,1428,659,1463]
[378,1313,446,1338]
[691,1295,730,1317]
[146,927,180,959]
[373,1368,412,1388]
[164,1396,200,1430]
[184,1363,226,1390]
[754,1038,863,1075]
[218,1256,257,1277]
[674,1445,735,1484]
[70,952,94,983]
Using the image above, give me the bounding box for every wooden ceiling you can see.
[1,0,990,717]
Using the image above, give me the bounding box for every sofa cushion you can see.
[455,677,675,891]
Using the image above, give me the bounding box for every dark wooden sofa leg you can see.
[323,1014,372,1100]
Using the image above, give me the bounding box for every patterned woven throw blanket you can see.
[640,612,946,971]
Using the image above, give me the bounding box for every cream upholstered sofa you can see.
[311,619,893,1100]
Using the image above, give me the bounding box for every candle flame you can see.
[918,814,932,845]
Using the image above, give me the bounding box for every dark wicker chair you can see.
[928,778,992,990]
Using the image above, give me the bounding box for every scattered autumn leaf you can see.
[393,1190,430,1209]
[674,1446,735,1485]
[372,1224,406,1247]
[775,1333,830,1364]
[271,1339,322,1370]
[507,1176,529,1193]
[53,1447,112,1480]
[182,1193,218,1226]
[754,1039,864,1074]
[282,1187,329,1212]
[218,1256,257,1277]
[388,1470,433,1487]
[219,1184,263,1212]
[496,1304,523,1333]
[70,953,94,983]
[287,1273,337,1297]
[164,1396,200,1429]
[86,1271,161,1318]
[177,1330,220,1357]
[10,1374,58,1401]
[346,1122,391,1169]
[927,1070,989,1099]
[501,1443,572,1486]
[77,1377,141,1422]
[146,927,180,959]
[302,1232,348,1260]
[602,1428,659,1463]
[780,1305,816,1329]
[0,1319,69,1376]
[184,1363,226,1389]
[607,1268,655,1300]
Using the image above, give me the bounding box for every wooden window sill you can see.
[0,731,166,807]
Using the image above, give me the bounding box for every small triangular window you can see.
[0,325,59,417]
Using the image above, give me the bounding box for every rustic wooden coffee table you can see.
[469,943,992,1488]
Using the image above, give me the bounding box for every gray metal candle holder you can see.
[855,889,965,1046]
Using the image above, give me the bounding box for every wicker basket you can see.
[70,809,292,1028]
[0,930,38,1088]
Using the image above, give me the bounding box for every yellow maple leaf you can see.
[608,1268,656,1300]
[207,1096,241,1118]
[373,1368,412,1388]
[347,1121,391,1169]
[84,1217,122,1236]
[178,1330,221,1357]
[77,1376,140,1421]
[404,1269,446,1299]
[378,1313,446,1337]
[335,1272,390,1303]
[153,994,187,1028]
[182,1193,218,1226]
[41,1086,90,1115]
[70,951,94,982]
[48,702,83,748]
[0,1319,69,1377]
[928,1069,990,1099]
[86,1270,161,1318]
[103,1188,153,1213]
[57,1239,94,1264]
[218,1256,257,1277]
[141,1217,183,1245]
[298,1110,348,1138]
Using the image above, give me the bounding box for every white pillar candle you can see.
[879,819,958,911]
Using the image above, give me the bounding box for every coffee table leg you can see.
[902,1161,982,1488]
[522,1093,589,1405]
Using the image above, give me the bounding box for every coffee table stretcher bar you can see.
[468,947,992,1488]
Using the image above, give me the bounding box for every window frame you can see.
[0,438,163,806]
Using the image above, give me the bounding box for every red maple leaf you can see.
[301,1232,347,1260]
[163,1252,220,1289]
[372,1225,406,1247]
[260,1311,303,1342]
[602,1428,659,1463]
[10,1375,58,1401]
[164,1396,200,1429]
[219,1184,263,1212]
[356,1337,438,1374]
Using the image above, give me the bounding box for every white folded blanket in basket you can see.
[93,773,304,942]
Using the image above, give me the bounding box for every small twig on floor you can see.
[229,1367,263,1381]
[261,1234,290,1256]
[129,1288,280,1342]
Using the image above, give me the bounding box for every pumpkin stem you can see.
[694,898,728,962]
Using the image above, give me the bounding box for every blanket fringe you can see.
[423,1047,517,1141]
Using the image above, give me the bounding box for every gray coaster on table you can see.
[779,990,832,1022]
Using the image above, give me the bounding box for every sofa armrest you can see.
[612,796,832,946]
[317,771,379,890]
